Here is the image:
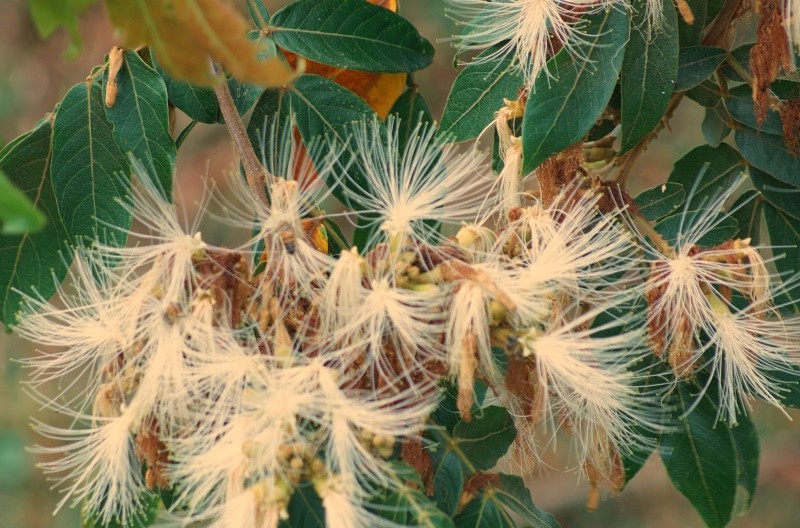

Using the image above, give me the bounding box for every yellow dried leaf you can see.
[104,0,294,87]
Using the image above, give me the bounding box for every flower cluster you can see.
[15,111,800,527]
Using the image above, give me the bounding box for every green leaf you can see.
[439,48,524,143]
[376,462,455,528]
[283,483,326,528]
[678,0,707,45]
[763,202,800,281]
[729,190,763,242]
[724,84,783,135]
[153,51,262,125]
[634,182,686,221]
[51,82,131,247]
[735,127,800,187]
[668,143,745,200]
[390,87,434,154]
[431,406,516,473]
[656,210,738,247]
[0,170,46,234]
[287,74,382,205]
[431,451,465,516]
[720,44,753,83]
[675,46,727,91]
[728,414,759,514]
[27,0,98,56]
[660,383,737,528]
[0,118,73,325]
[686,80,723,107]
[103,50,176,198]
[619,0,679,153]
[246,0,270,28]
[701,104,731,147]
[749,167,800,220]
[522,8,630,173]
[270,0,434,73]
[455,474,560,528]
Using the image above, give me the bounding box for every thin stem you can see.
[210,59,272,205]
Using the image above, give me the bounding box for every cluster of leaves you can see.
[3,1,800,527]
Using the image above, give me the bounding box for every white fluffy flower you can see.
[338,117,492,249]
[446,0,657,87]
[641,180,800,422]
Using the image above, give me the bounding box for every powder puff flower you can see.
[446,0,661,88]
[639,177,800,422]
[31,409,142,526]
[514,300,662,472]
[338,116,493,250]
[222,115,337,297]
[497,189,638,319]
[318,247,447,387]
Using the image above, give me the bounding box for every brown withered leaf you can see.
[105,0,294,87]
[750,0,792,126]
[280,0,405,117]
[781,100,800,154]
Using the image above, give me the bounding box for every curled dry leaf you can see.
[105,0,295,87]
[104,46,124,107]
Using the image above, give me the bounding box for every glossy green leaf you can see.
[522,8,630,173]
[725,84,783,135]
[619,0,679,153]
[749,167,800,220]
[455,474,560,528]
[103,50,175,197]
[390,87,434,154]
[675,46,727,91]
[634,182,686,221]
[439,48,524,143]
[701,104,731,147]
[656,210,738,247]
[668,143,745,200]
[153,51,263,125]
[730,190,763,242]
[430,406,516,472]
[51,82,131,247]
[735,127,800,187]
[660,383,737,528]
[0,170,46,234]
[270,0,434,73]
[0,118,73,325]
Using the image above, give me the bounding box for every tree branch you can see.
[210,60,272,205]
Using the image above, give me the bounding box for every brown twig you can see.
[210,59,272,205]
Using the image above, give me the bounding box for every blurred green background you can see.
[1,1,799,526]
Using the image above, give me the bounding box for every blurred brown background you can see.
[1,1,798,526]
